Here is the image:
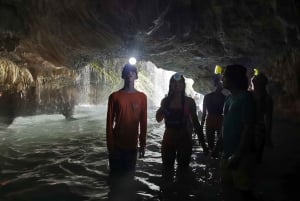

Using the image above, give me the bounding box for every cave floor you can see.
[253,118,300,201]
[137,118,300,201]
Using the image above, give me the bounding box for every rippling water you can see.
[0,105,221,201]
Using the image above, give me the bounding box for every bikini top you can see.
[164,106,190,129]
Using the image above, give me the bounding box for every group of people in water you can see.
[106,63,273,201]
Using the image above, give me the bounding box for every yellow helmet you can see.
[254,68,260,76]
[214,65,223,74]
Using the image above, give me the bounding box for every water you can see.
[0,105,221,201]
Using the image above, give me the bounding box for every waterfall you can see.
[74,61,204,109]
[142,61,203,108]
[145,62,175,107]
[77,65,91,105]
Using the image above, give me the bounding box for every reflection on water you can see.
[0,105,221,201]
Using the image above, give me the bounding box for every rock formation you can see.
[0,0,299,123]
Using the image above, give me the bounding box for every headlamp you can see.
[254,68,260,76]
[173,73,182,81]
[214,65,223,74]
[129,57,136,65]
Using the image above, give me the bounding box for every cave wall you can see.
[0,0,299,120]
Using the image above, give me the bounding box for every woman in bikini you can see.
[156,73,208,184]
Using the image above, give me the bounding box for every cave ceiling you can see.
[0,0,300,94]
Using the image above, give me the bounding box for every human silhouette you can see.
[250,71,273,163]
[219,64,256,201]
[201,75,225,155]
[156,73,208,193]
[106,64,147,201]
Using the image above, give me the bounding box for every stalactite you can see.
[0,58,34,91]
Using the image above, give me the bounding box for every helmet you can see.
[214,65,223,74]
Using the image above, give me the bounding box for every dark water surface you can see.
[0,105,221,201]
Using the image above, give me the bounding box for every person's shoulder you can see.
[134,91,147,102]
[185,96,196,104]
[136,91,147,97]
[110,90,121,97]
[206,92,214,97]
[203,93,211,101]
[242,90,254,97]
[109,90,125,100]
[161,96,167,102]
[240,90,252,99]
[185,96,193,101]
[160,97,168,106]
[241,91,256,105]
[221,89,231,97]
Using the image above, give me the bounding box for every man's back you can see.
[205,91,225,115]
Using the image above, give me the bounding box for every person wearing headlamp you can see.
[156,73,209,183]
[201,66,226,155]
[220,64,256,201]
[250,69,273,163]
[106,64,147,179]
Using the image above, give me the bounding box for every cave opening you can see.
[76,60,204,109]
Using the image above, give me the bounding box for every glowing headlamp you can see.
[129,57,137,65]
[214,65,223,74]
[254,68,260,76]
[173,73,183,81]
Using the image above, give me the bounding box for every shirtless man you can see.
[201,76,225,153]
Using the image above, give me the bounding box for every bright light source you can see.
[129,57,137,65]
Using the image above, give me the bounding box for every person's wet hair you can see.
[224,64,249,90]
[165,73,186,108]
[168,73,186,95]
